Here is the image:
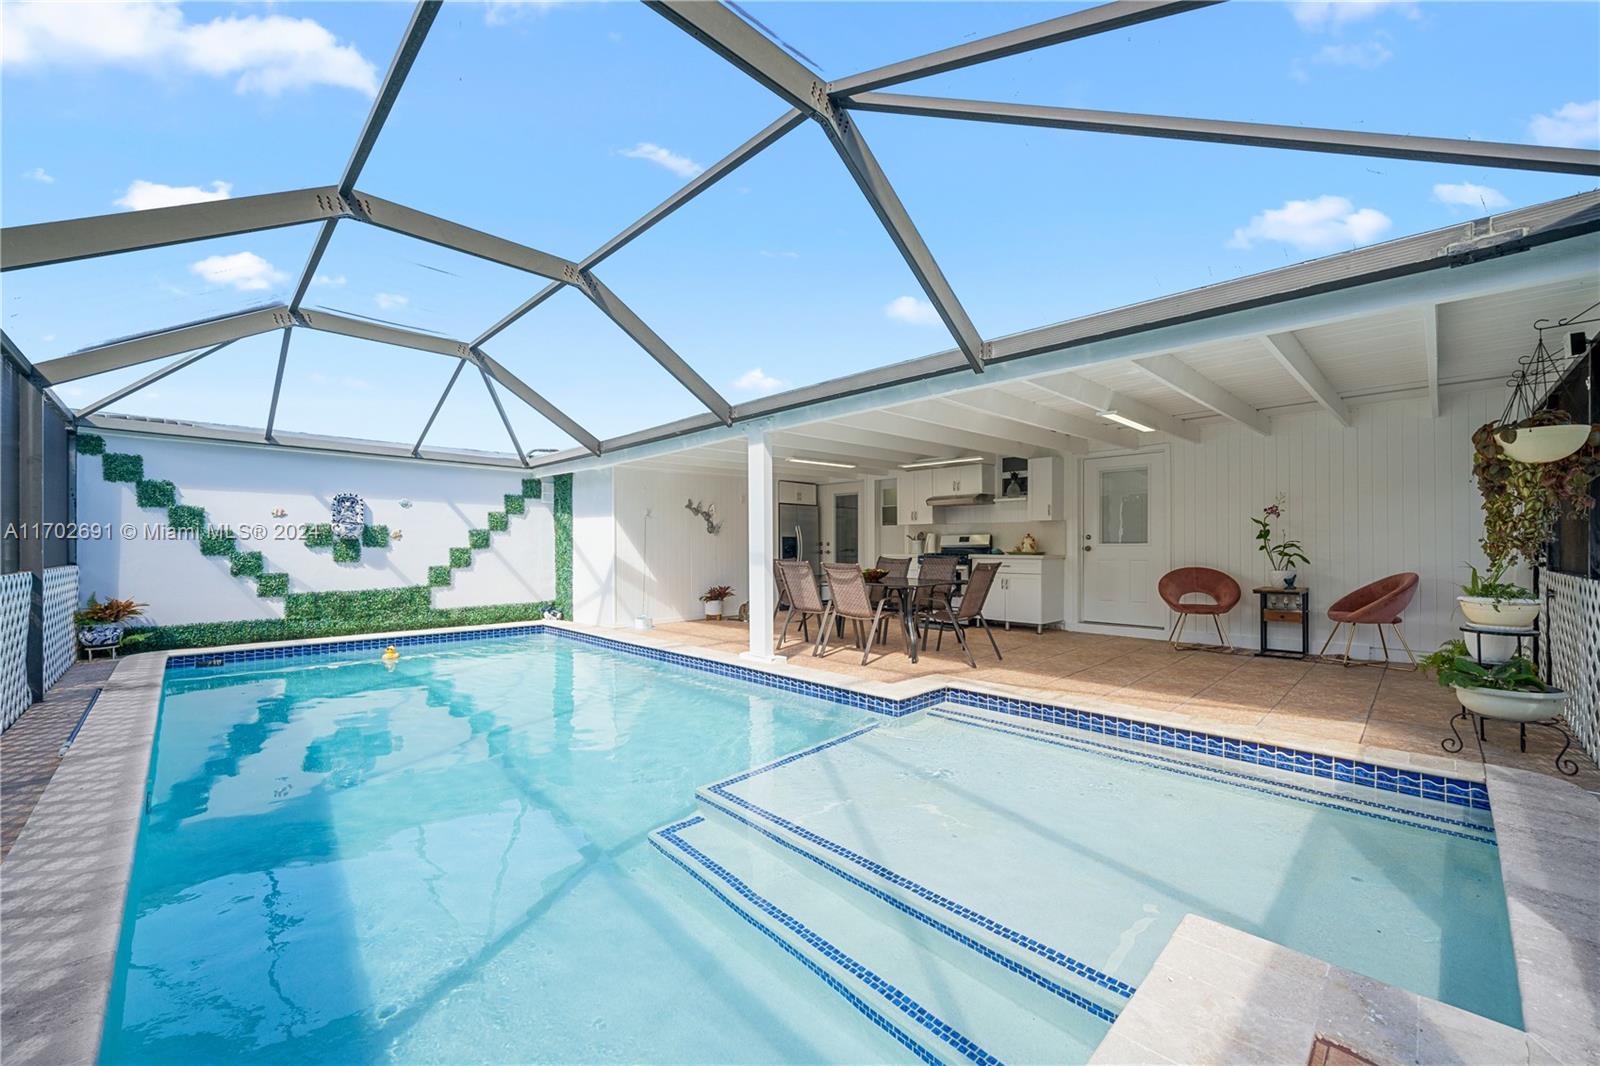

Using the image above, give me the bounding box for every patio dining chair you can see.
[1319,572,1419,668]
[870,555,910,610]
[912,555,959,613]
[818,563,895,665]
[776,561,826,651]
[916,561,1002,668]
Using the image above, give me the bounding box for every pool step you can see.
[650,814,1109,1066]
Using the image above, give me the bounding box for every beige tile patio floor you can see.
[655,619,1600,794]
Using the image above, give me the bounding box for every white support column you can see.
[743,424,782,662]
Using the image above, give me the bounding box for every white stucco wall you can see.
[76,432,555,626]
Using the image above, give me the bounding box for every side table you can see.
[1253,586,1309,659]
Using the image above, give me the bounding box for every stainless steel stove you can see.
[920,533,1000,575]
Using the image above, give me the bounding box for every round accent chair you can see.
[1158,567,1242,651]
[1320,572,1419,667]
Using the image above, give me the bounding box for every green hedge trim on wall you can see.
[168,504,206,532]
[449,547,472,569]
[119,597,557,653]
[361,524,390,549]
[504,494,525,516]
[554,473,572,621]
[468,528,490,550]
[522,477,542,499]
[102,453,144,483]
[230,551,264,578]
[75,432,106,455]
[135,479,177,508]
[333,538,361,564]
[199,530,235,557]
[487,511,508,533]
[255,573,289,598]
[428,565,451,587]
[304,523,334,548]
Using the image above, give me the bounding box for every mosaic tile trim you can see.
[652,817,985,1066]
[929,709,1496,846]
[698,794,1119,1025]
[706,731,1138,1001]
[164,625,548,669]
[162,622,1490,811]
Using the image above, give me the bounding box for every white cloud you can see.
[1289,1,1417,31]
[312,273,347,287]
[1290,37,1392,81]
[620,142,705,179]
[375,292,409,310]
[884,295,942,327]
[190,251,286,292]
[23,166,53,184]
[733,368,789,394]
[759,249,800,260]
[1432,182,1510,212]
[1228,195,1392,252]
[115,179,232,211]
[483,0,564,26]
[2,2,377,96]
[1529,100,1600,148]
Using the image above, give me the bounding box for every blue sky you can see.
[3,0,1596,452]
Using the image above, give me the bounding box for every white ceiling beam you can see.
[1420,304,1441,418]
[836,410,1032,458]
[773,430,928,466]
[890,398,1085,455]
[783,421,965,461]
[943,388,1131,449]
[1025,371,1202,442]
[1130,353,1271,436]
[1258,331,1351,426]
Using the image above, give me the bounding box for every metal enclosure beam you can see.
[943,388,1136,449]
[1026,371,1202,442]
[413,361,465,456]
[831,1,1219,95]
[843,94,1600,177]
[473,349,603,455]
[264,328,294,440]
[471,354,528,466]
[1,188,347,272]
[293,308,468,358]
[1258,331,1351,425]
[575,273,733,424]
[1130,353,1271,436]
[646,0,987,373]
[1420,304,1441,418]
[37,306,293,383]
[76,340,235,419]
[352,193,579,282]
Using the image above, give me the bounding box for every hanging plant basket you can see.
[1486,327,1598,465]
[1494,421,1593,464]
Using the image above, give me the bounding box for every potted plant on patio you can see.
[1251,496,1308,588]
[699,584,735,621]
[1419,639,1566,722]
[1456,563,1539,628]
[75,594,147,653]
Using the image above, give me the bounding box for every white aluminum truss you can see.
[4,0,1598,467]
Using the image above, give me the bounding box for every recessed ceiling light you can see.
[1098,410,1155,433]
[899,455,986,469]
[788,457,856,469]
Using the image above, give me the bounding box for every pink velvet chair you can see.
[1158,567,1241,651]
[1319,573,1419,667]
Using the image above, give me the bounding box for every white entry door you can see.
[1080,452,1169,628]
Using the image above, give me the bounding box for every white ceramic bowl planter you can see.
[1494,423,1590,464]
[1452,685,1566,723]
[1457,596,1540,628]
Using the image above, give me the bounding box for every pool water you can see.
[100,634,892,1064]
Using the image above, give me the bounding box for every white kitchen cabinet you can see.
[777,481,818,506]
[1026,456,1062,522]
[983,556,1066,633]
[933,463,993,498]
[899,470,936,525]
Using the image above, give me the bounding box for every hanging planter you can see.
[1487,325,1598,464]
[1494,418,1593,464]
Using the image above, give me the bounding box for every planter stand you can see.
[80,642,121,661]
[1458,621,1540,665]
[1443,704,1578,776]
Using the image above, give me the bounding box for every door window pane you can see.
[1099,468,1149,545]
[834,495,859,565]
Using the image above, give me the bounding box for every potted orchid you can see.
[1252,496,1308,588]
[699,584,735,621]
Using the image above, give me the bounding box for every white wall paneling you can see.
[612,466,749,625]
[76,433,555,626]
[572,468,618,628]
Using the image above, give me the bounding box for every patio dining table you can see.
[817,571,963,664]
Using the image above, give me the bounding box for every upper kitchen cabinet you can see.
[1026,456,1063,523]
[778,481,818,506]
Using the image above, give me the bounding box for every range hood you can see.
[925,493,994,507]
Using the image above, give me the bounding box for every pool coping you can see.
[2,619,1594,1065]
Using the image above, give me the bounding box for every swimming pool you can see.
[99,628,1521,1064]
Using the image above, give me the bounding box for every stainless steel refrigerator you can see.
[778,502,821,581]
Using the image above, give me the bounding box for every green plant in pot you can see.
[1419,639,1565,723]
[75,594,147,650]
[1456,562,1538,629]
[699,584,735,620]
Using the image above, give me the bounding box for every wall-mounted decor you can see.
[685,498,722,535]
[330,493,365,540]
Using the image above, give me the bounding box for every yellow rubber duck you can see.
[382,645,400,663]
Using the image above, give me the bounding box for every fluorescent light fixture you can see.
[899,455,985,470]
[1098,410,1155,433]
[788,457,856,469]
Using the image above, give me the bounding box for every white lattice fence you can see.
[1545,571,1600,765]
[1,572,31,733]
[43,565,78,691]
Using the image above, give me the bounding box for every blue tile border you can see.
[161,622,1490,812]
[705,730,1140,1003]
[651,817,999,1066]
